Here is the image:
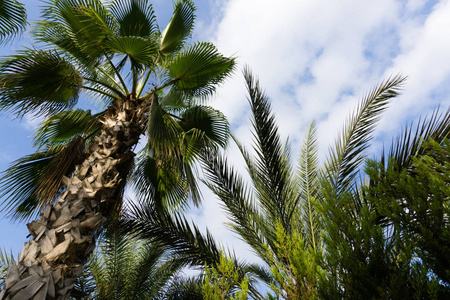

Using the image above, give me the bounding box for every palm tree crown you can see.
[0,0,234,299]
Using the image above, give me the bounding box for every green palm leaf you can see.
[0,248,15,290]
[201,149,270,261]
[41,0,116,62]
[107,36,158,69]
[159,0,195,57]
[179,106,229,149]
[297,121,321,251]
[243,69,297,232]
[123,200,221,267]
[0,49,82,117]
[110,0,157,37]
[324,75,406,195]
[0,0,27,44]
[130,150,190,212]
[167,42,236,99]
[0,137,86,221]
[0,150,59,220]
[388,108,450,169]
[34,108,101,149]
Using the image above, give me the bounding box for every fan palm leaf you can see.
[0,0,234,297]
[159,0,195,58]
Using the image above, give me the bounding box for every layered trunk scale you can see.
[1,99,144,300]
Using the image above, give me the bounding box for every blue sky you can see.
[1,0,450,265]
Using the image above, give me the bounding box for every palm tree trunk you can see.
[0,98,145,300]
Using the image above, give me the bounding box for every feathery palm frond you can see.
[0,248,15,290]
[243,68,297,233]
[201,148,271,262]
[123,199,221,267]
[72,223,183,300]
[0,0,27,44]
[297,121,321,251]
[388,107,450,170]
[324,75,406,196]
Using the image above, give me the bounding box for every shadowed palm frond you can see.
[130,150,191,212]
[0,49,82,118]
[324,75,406,196]
[0,0,27,44]
[34,109,102,149]
[179,106,229,149]
[162,276,204,300]
[40,0,116,62]
[122,199,221,267]
[387,107,450,170]
[73,223,183,300]
[159,0,195,57]
[243,68,297,233]
[201,149,272,262]
[0,137,86,221]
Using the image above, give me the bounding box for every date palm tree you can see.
[201,69,405,298]
[0,0,234,298]
[0,0,27,43]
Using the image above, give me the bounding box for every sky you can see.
[1,0,450,269]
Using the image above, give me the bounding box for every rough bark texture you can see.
[0,99,145,299]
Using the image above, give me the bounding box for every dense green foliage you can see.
[0,1,449,299]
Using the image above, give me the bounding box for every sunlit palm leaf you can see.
[110,0,158,37]
[0,0,27,44]
[159,0,195,57]
[34,109,101,149]
[107,36,158,69]
[168,42,235,99]
[297,121,321,251]
[324,75,406,195]
[41,0,117,62]
[0,49,82,117]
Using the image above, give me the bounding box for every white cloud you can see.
[186,0,450,270]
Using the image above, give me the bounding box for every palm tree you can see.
[0,0,234,298]
[0,0,27,43]
[201,69,405,298]
[69,224,185,300]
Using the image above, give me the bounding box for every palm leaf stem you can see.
[81,85,119,100]
[83,77,125,98]
[136,67,152,98]
[107,58,129,95]
[132,66,138,99]
[141,78,180,100]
